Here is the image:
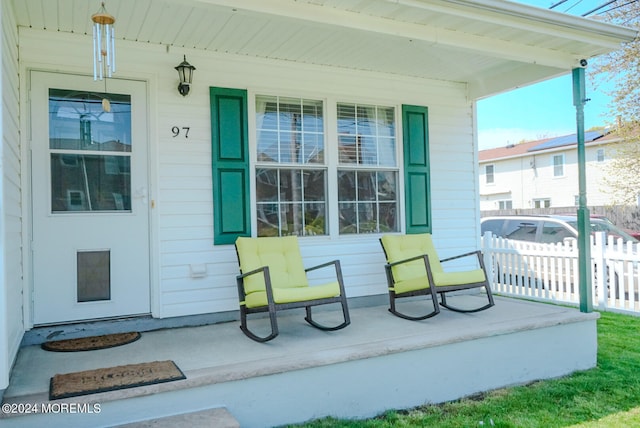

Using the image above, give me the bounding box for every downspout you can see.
[573,65,593,313]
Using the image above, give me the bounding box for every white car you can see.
[481,214,638,245]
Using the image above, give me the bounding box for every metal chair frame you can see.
[381,238,495,320]
[236,251,350,342]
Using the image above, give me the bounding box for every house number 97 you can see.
[172,126,190,138]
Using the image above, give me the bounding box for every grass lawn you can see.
[291,311,640,427]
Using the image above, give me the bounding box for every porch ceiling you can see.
[11,0,637,98]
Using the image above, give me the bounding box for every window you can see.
[504,220,538,242]
[485,164,495,184]
[553,154,564,177]
[533,198,551,208]
[337,103,398,234]
[498,200,512,210]
[597,148,605,162]
[255,96,327,236]
[540,221,575,244]
[254,97,400,236]
[481,219,504,237]
[210,88,420,243]
[49,89,132,213]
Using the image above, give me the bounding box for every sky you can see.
[477,0,623,150]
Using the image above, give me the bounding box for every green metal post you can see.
[573,67,593,313]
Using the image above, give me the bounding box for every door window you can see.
[49,89,132,212]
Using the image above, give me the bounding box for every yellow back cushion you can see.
[380,233,443,283]
[236,236,309,295]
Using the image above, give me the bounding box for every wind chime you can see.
[92,2,116,112]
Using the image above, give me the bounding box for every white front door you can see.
[31,71,151,325]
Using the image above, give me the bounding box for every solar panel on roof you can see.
[527,130,605,152]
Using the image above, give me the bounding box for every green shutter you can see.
[402,105,431,234]
[210,87,250,244]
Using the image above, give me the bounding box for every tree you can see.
[593,1,640,205]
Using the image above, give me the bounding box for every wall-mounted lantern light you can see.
[175,55,196,96]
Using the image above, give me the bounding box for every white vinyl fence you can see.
[481,231,640,314]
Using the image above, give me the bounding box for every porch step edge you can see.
[113,406,240,428]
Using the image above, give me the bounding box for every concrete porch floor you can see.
[1,295,599,427]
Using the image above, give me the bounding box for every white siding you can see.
[1,0,23,391]
[19,28,480,320]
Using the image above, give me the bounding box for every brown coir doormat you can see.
[41,332,141,352]
[49,360,186,400]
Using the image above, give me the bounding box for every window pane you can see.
[339,202,357,234]
[49,89,131,152]
[280,203,303,236]
[278,97,302,130]
[338,169,398,234]
[280,169,302,202]
[279,130,298,163]
[304,202,326,235]
[357,202,376,233]
[486,165,495,184]
[377,137,396,166]
[51,154,131,212]
[553,155,563,176]
[376,107,395,138]
[302,133,324,164]
[256,96,324,165]
[377,171,397,201]
[359,135,378,165]
[256,96,278,130]
[256,202,280,237]
[256,168,327,237]
[256,168,278,202]
[379,202,397,232]
[357,171,376,201]
[337,103,396,166]
[302,100,324,133]
[256,130,279,161]
[338,135,358,164]
[304,169,326,201]
[338,170,356,201]
[337,103,356,133]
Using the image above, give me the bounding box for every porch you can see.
[1,295,598,428]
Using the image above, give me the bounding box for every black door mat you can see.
[41,332,141,352]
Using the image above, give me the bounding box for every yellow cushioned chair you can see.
[380,233,494,320]
[235,236,350,342]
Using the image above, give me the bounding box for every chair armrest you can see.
[305,260,339,273]
[440,250,482,264]
[386,253,430,268]
[236,265,276,307]
[305,260,347,295]
[237,265,268,280]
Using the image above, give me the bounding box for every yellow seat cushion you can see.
[433,269,486,287]
[392,277,430,294]
[381,233,485,289]
[236,236,342,309]
[244,281,341,308]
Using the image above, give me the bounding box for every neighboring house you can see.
[479,131,626,211]
[0,0,636,397]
